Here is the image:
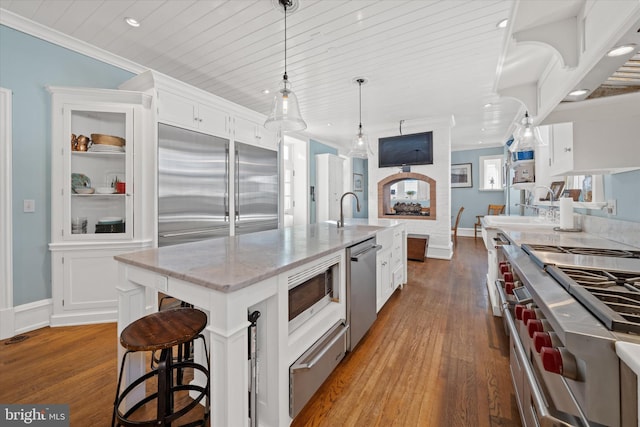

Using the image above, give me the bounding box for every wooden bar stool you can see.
[113,308,210,427]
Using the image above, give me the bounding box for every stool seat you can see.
[120,308,207,352]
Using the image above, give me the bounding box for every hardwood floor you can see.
[0,237,520,426]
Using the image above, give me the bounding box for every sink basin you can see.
[482,215,556,228]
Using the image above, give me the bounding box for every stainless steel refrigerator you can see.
[234,142,278,236]
[157,124,278,246]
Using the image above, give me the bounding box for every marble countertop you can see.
[616,342,640,376]
[115,222,394,293]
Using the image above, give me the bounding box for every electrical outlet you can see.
[607,199,617,216]
[23,199,35,213]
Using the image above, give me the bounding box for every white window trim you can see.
[479,154,504,192]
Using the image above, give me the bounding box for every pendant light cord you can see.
[283,2,288,81]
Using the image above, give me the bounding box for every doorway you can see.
[283,135,308,226]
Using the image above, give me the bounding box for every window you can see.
[479,155,504,191]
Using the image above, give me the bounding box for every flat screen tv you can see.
[378,131,433,168]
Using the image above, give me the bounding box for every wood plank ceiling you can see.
[1,0,523,150]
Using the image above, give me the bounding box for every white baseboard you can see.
[0,307,15,339]
[426,244,453,260]
[13,298,53,335]
[50,310,117,327]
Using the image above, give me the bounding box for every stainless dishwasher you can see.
[347,238,381,351]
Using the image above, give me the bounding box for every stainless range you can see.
[497,242,640,427]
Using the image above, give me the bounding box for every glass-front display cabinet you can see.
[66,106,132,239]
[48,86,151,326]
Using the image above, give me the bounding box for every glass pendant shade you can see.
[509,112,543,152]
[348,128,370,158]
[265,76,307,132]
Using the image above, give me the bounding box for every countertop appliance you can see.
[157,124,277,246]
[346,238,380,351]
[497,241,640,427]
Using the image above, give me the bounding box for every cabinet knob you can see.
[564,147,571,152]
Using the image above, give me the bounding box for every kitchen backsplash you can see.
[579,214,640,248]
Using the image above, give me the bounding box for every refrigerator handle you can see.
[224,147,229,221]
[235,149,240,221]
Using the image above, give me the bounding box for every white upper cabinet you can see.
[158,89,230,137]
[543,92,640,176]
[234,115,278,149]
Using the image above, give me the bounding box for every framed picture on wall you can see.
[353,173,364,192]
[451,163,472,188]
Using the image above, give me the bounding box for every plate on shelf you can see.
[71,173,91,192]
[95,187,116,194]
[98,217,124,224]
[89,144,124,153]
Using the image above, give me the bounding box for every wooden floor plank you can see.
[0,237,520,427]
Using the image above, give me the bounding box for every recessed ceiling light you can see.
[327,123,332,127]
[569,89,589,96]
[481,127,486,131]
[607,44,636,57]
[124,17,140,28]
[478,141,483,144]
[496,19,508,29]
[484,103,492,108]
[262,89,270,94]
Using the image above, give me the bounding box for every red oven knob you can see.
[540,346,578,380]
[527,319,549,338]
[505,282,515,295]
[541,347,563,375]
[499,263,510,274]
[503,272,514,282]
[533,331,561,353]
[522,308,537,325]
[515,304,525,320]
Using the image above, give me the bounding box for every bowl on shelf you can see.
[91,134,125,147]
[95,187,116,194]
[74,187,95,194]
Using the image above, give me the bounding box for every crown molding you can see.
[0,8,146,74]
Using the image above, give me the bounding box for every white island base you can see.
[115,222,406,427]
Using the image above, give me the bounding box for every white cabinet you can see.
[316,154,344,223]
[376,225,406,311]
[234,115,278,149]
[48,86,152,326]
[158,89,229,137]
[543,92,640,176]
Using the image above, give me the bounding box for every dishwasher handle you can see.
[351,244,382,261]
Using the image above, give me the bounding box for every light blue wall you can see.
[0,25,134,305]
[451,147,506,229]
[352,158,368,218]
[308,140,337,224]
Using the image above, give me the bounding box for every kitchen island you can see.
[114,220,405,427]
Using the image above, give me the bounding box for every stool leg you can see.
[112,351,132,427]
[157,348,174,426]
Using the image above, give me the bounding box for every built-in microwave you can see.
[288,261,339,333]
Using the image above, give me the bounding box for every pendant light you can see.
[348,78,372,158]
[509,111,544,153]
[264,0,307,132]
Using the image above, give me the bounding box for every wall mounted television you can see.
[378,131,433,168]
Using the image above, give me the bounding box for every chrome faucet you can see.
[529,185,556,206]
[338,192,360,228]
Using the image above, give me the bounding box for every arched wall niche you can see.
[378,172,436,220]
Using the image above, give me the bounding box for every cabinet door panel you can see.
[158,90,197,129]
[549,122,574,176]
[234,116,258,144]
[199,103,229,136]
[63,252,118,311]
